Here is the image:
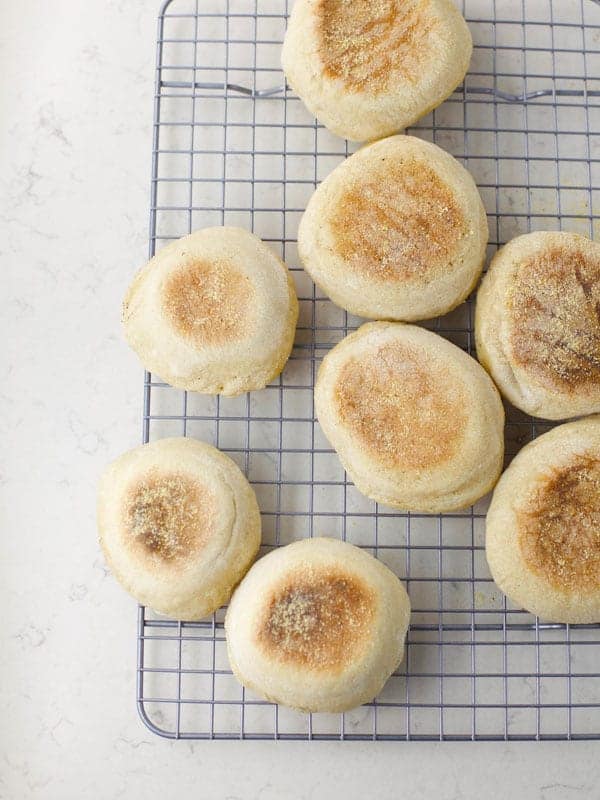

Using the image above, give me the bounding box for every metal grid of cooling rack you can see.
[136,0,600,740]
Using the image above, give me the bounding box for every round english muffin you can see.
[97,437,261,620]
[315,321,504,512]
[298,135,488,321]
[486,417,600,624]
[475,230,600,420]
[225,537,411,712]
[123,227,298,396]
[281,0,472,142]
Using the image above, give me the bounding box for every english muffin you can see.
[298,135,488,321]
[315,322,504,512]
[486,417,600,624]
[476,231,600,420]
[225,537,411,712]
[97,437,261,620]
[123,227,298,396]
[281,0,472,142]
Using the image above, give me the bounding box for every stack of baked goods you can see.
[97,0,600,715]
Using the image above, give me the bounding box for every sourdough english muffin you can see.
[281,0,472,142]
[298,135,488,321]
[123,227,298,396]
[315,322,504,512]
[486,417,600,623]
[476,231,600,420]
[225,537,411,712]
[97,438,261,620]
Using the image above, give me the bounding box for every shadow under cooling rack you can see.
[136,0,600,741]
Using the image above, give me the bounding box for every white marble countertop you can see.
[3,1,600,797]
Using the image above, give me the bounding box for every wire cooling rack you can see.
[136,0,600,740]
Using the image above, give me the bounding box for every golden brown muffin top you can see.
[518,455,600,592]
[508,244,600,393]
[123,470,215,562]
[257,566,376,671]
[163,259,254,346]
[317,0,436,93]
[329,156,466,282]
[334,341,466,469]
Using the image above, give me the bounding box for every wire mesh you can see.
[136,0,600,740]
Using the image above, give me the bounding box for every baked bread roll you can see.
[298,135,488,321]
[476,231,600,420]
[282,0,472,142]
[486,416,600,624]
[97,437,261,620]
[315,321,504,512]
[123,227,298,396]
[225,537,411,712]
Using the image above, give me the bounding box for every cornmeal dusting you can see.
[509,246,600,391]
[258,568,375,670]
[335,342,466,469]
[518,456,600,592]
[330,158,465,281]
[163,258,254,346]
[125,471,215,561]
[317,0,434,92]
